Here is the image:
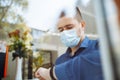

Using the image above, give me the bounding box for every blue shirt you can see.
[55,37,103,80]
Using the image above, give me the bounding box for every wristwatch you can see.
[50,66,57,80]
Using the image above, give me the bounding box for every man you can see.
[35,7,103,80]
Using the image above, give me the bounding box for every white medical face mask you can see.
[60,29,81,48]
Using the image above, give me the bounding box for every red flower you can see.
[8,33,12,38]
[14,30,20,37]
[15,30,20,34]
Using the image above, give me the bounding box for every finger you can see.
[39,76,46,80]
[35,71,40,78]
[35,68,41,77]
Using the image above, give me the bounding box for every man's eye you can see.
[59,28,63,32]
[66,24,74,29]
[67,27,73,29]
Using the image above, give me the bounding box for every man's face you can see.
[57,16,85,37]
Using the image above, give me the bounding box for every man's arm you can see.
[35,51,103,80]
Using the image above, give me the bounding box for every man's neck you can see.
[70,35,85,56]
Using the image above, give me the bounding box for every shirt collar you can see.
[66,36,90,54]
[79,36,89,48]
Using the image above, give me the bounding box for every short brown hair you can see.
[59,7,83,22]
[75,7,83,22]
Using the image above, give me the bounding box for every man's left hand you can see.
[35,67,51,80]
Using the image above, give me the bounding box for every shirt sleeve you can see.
[55,51,103,80]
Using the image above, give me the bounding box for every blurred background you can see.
[0,0,120,80]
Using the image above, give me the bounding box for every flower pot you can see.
[15,57,23,80]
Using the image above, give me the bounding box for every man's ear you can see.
[80,21,86,30]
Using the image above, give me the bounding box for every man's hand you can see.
[35,67,51,80]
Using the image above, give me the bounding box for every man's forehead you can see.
[57,17,76,27]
